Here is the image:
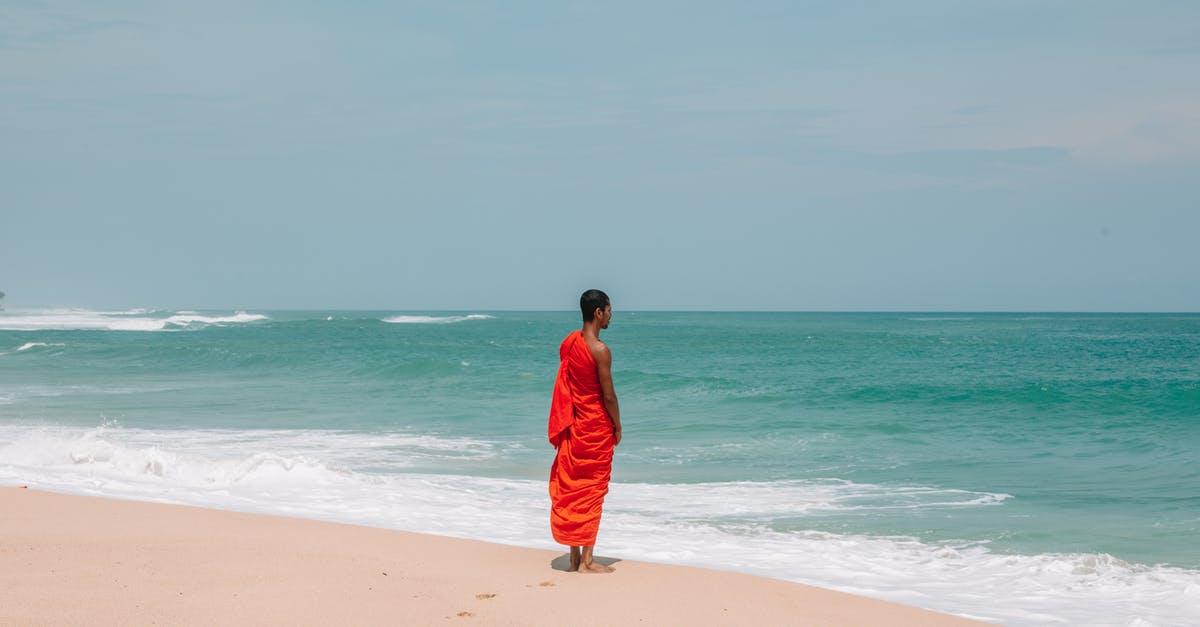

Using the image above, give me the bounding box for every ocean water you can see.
[1,308,1198,625]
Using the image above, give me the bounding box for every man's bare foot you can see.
[568,547,581,572]
[578,560,614,574]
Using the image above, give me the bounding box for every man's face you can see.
[598,305,612,329]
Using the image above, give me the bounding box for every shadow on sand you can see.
[550,553,622,572]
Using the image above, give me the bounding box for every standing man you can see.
[548,289,622,573]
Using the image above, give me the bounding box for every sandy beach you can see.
[0,487,989,626]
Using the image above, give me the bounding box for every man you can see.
[548,289,622,573]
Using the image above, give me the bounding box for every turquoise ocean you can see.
[1,308,1198,625]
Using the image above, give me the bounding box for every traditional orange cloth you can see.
[548,330,616,546]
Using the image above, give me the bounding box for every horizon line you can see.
[2,306,1198,315]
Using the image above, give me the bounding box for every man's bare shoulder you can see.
[585,336,610,362]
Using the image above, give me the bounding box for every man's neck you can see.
[581,321,602,340]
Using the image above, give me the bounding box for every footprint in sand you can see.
[456,611,474,617]
[539,581,555,587]
[475,593,496,600]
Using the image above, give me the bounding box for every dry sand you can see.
[1,487,990,625]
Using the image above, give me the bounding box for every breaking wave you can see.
[381,314,495,324]
[0,309,269,331]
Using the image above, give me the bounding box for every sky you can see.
[2,1,1198,311]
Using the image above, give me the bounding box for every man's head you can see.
[580,289,611,328]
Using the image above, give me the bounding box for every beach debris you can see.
[474,593,495,600]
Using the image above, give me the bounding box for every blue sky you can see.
[2,1,1198,310]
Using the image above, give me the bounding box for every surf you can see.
[0,309,269,331]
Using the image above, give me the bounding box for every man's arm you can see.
[593,341,622,445]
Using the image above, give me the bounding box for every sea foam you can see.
[16,342,63,351]
[381,314,495,324]
[0,309,268,331]
[0,341,65,356]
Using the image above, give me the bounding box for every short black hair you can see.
[580,289,610,322]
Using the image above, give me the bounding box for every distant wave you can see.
[15,342,65,352]
[381,314,495,324]
[0,309,268,332]
[162,312,268,327]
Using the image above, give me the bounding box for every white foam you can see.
[0,309,268,331]
[0,424,497,484]
[615,479,1009,520]
[161,312,269,327]
[7,342,67,354]
[381,314,495,324]
[1,423,1197,626]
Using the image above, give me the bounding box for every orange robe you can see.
[548,330,616,546]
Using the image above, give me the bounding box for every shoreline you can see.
[1,487,991,625]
